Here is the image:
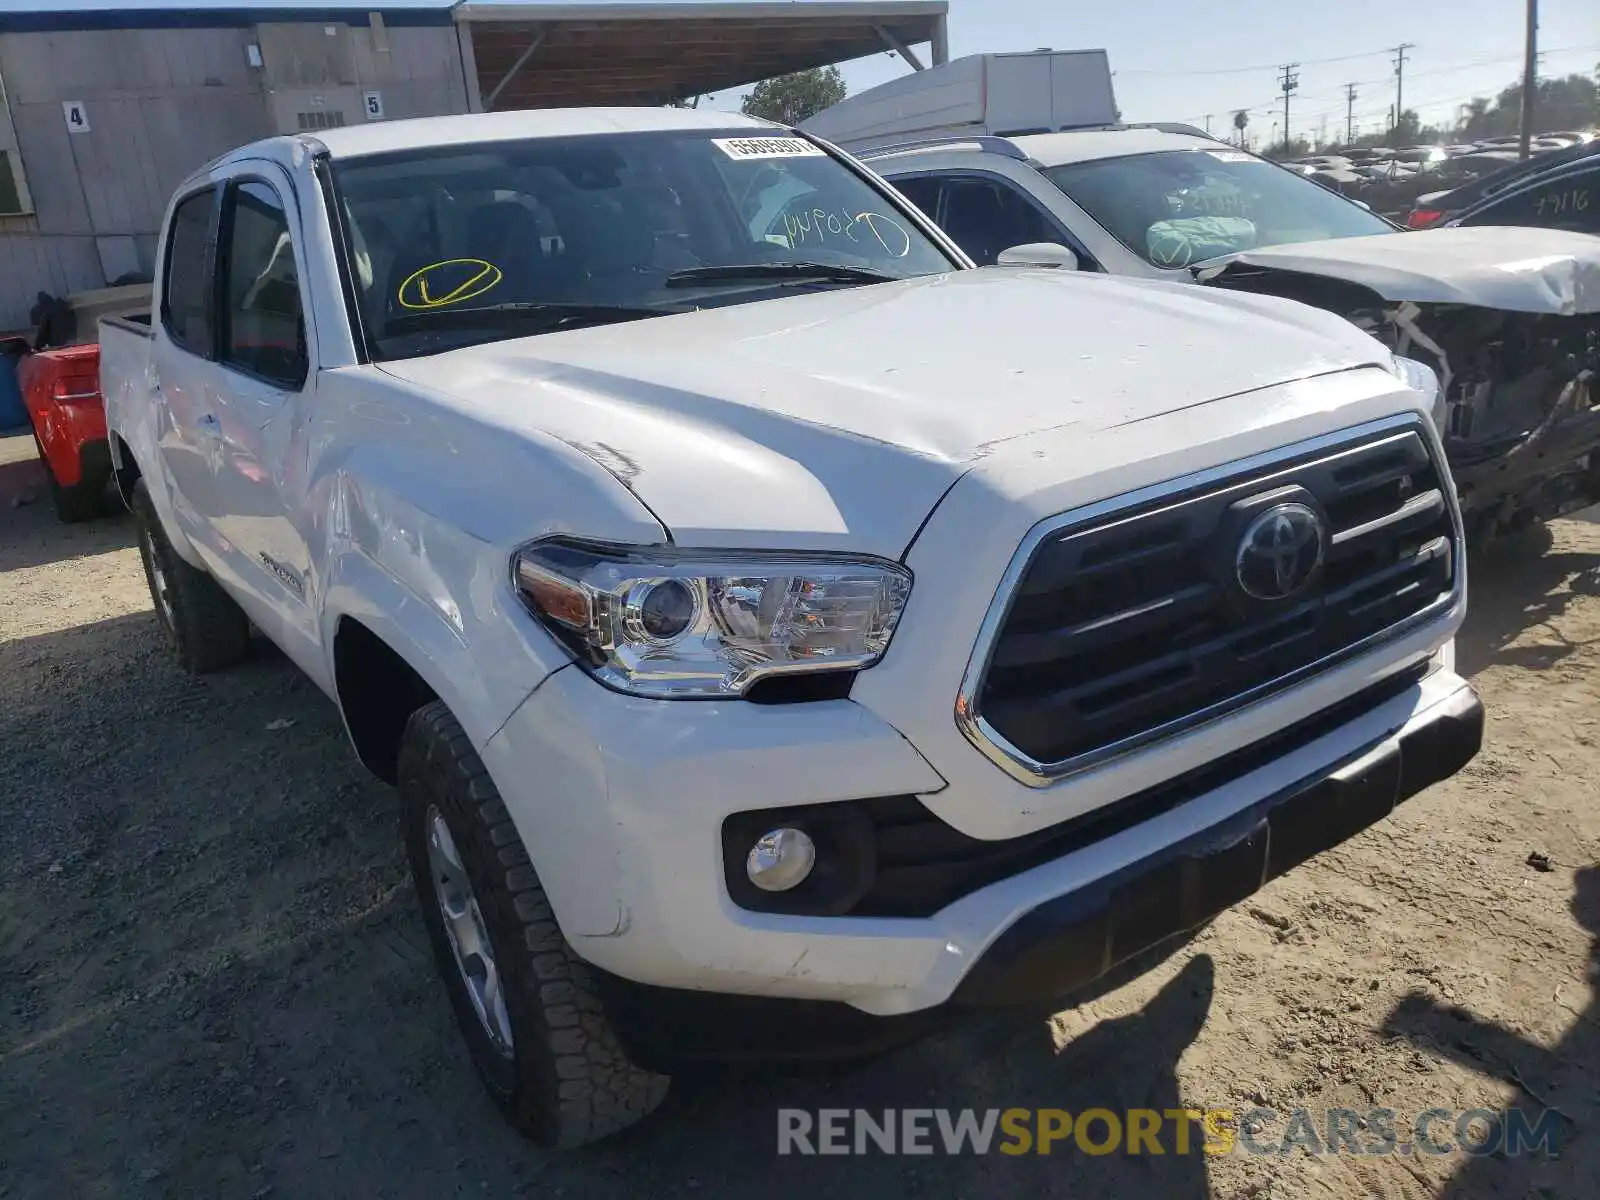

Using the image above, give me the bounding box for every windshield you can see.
[1042,148,1395,269]
[330,129,955,360]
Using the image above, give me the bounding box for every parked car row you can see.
[22,103,1592,1151]
[1406,137,1600,228]
[1282,131,1596,222]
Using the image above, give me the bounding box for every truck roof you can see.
[859,125,1223,170]
[227,106,781,167]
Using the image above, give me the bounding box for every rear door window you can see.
[161,188,218,355]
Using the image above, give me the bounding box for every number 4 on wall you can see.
[62,101,90,133]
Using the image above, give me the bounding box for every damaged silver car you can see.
[1195,228,1600,541]
[858,128,1600,542]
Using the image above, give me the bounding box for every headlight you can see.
[513,540,912,698]
[1392,353,1446,433]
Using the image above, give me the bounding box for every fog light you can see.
[745,827,816,892]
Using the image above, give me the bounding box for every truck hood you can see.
[378,268,1390,557]
[1196,226,1600,316]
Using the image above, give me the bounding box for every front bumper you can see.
[482,657,1479,1030]
[949,679,1481,1007]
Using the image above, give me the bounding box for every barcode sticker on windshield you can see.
[1206,150,1256,163]
[713,137,825,160]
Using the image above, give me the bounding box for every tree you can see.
[1263,137,1311,160]
[1390,109,1426,145]
[1232,109,1249,148]
[1350,72,1600,146]
[741,66,847,126]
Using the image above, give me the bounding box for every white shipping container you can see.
[802,50,1119,152]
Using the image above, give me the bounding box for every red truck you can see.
[11,284,149,522]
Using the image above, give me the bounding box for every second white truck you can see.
[101,107,1482,1146]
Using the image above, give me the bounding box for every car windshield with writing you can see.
[1041,149,1394,269]
[332,130,956,360]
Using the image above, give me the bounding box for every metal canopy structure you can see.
[455,1,949,112]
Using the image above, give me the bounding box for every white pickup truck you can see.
[101,107,1483,1147]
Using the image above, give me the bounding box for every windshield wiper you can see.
[385,302,680,336]
[664,262,896,288]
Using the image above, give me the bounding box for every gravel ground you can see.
[1,429,1597,1199]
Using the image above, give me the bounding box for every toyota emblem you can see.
[1235,503,1326,601]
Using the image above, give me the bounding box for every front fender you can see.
[321,546,561,754]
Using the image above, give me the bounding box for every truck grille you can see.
[967,421,1458,779]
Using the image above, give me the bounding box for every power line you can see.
[1168,41,1600,129]
[1295,46,1600,129]
[1117,47,1396,77]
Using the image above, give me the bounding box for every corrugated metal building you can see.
[0,0,949,330]
[0,4,469,329]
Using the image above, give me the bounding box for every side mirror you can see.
[1352,199,1373,211]
[995,242,1081,270]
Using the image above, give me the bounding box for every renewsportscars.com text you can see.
[776,1106,1563,1157]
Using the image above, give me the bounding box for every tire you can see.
[30,427,108,523]
[130,479,250,673]
[399,701,670,1148]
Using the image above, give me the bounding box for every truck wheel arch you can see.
[323,546,565,786]
[110,432,142,510]
[333,615,440,783]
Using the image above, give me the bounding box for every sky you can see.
[1,0,1594,143]
[703,0,1600,143]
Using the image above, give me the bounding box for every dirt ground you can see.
[1,428,1596,1200]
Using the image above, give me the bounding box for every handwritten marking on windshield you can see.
[397,258,504,310]
[780,209,912,258]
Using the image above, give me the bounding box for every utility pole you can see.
[1344,82,1358,144]
[1204,113,1213,135]
[1277,62,1299,153]
[1518,0,1538,159]
[1391,42,1414,142]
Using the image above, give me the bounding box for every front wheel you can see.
[398,700,670,1147]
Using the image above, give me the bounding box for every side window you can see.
[219,180,307,388]
[1463,169,1597,234]
[889,175,944,218]
[161,189,217,355]
[934,175,1066,266]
